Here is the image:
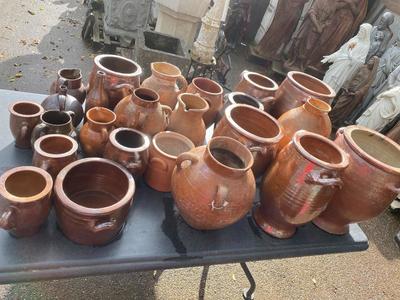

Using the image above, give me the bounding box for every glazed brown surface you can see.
[85,71,109,112]
[50,68,87,104]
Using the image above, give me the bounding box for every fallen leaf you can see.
[39,6,44,11]
[13,63,21,67]
[312,278,317,285]
[15,72,23,78]
[27,10,35,15]
[19,39,27,46]
[4,26,12,30]
[41,56,48,60]
[232,274,236,281]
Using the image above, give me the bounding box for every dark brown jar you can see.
[50,68,87,104]
[85,70,109,112]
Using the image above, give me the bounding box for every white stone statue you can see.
[322,23,372,93]
[356,86,400,131]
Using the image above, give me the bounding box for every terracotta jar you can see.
[54,158,135,246]
[271,71,336,118]
[103,128,150,179]
[171,136,256,230]
[41,85,84,127]
[33,134,78,179]
[114,87,172,136]
[254,131,349,239]
[313,126,400,235]
[141,62,188,109]
[144,131,195,192]
[187,77,223,128]
[167,93,209,146]
[234,70,279,112]
[277,98,332,152]
[50,68,87,104]
[80,107,116,157]
[9,101,44,149]
[0,166,53,237]
[88,54,142,109]
[85,70,109,112]
[215,92,264,125]
[213,104,283,177]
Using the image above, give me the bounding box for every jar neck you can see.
[203,147,246,179]
[303,101,329,115]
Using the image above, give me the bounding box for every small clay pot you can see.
[85,70,109,112]
[103,128,150,179]
[80,107,116,157]
[167,93,209,146]
[54,158,135,246]
[187,77,223,128]
[0,166,53,237]
[9,101,44,149]
[33,134,78,179]
[254,130,349,239]
[144,131,195,192]
[213,104,283,177]
[50,68,87,104]
[234,70,279,112]
[171,136,256,230]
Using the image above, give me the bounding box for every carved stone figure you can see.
[368,12,395,58]
[329,56,379,129]
[322,23,372,93]
[357,86,400,131]
[366,31,385,61]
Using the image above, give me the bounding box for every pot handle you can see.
[177,75,188,94]
[386,183,400,194]
[161,105,173,127]
[91,217,117,233]
[65,110,75,122]
[134,110,147,129]
[336,127,345,138]
[0,207,16,230]
[150,157,169,172]
[261,96,276,111]
[249,146,266,155]
[211,184,229,210]
[110,83,134,94]
[305,170,343,188]
[176,153,199,170]
[31,123,48,146]
[126,160,142,173]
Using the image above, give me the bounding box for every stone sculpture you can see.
[367,12,395,59]
[366,31,385,61]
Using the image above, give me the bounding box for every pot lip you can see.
[86,107,116,126]
[40,110,72,127]
[304,97,332,113]
[226,92,264,110]
[287,71,336,99]
[191,77,223,96]
[151,61,181,78]
[340,125,400,175]
[8,101,44,118]
[133,87,160,103]
[34,134,78,159]
[225,104,283,144]
[0,166,53,203]
[109,127,150,153]
[55,158,135,215]
[58,68,82,81]
[94,54,142,78]
[178,93,209,112]
[243,71,279,92]
[152,131,195,160]
[293,130,349,170]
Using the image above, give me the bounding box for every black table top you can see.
[0,89,368,284]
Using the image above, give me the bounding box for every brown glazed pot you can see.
[187,77,223,128]
[33,134,79,179]
[144,131,195,192]
[50,68,87,104]
[0,166,53,237]
[54,158,135,246]
[80,107,116,157]
[213,104,283,177]
[114,87,172,136]
[9,101,44,149]
[88,54,142,109]
[254,130,349,239]
[103,128,150,179]
[141,62,188,109]
[167,93,209,146]
[171,136,256,230]
[85,70,109,112]
[271,71,336,118]
[234,70,279,112]
[313,126,400,235]
[277,98,332,152]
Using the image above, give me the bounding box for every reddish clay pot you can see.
[187,77,223,128]
[144,131,195,192]
[167,93,209,146]
[80,107,116,157]
[33,134,78,179]
[278,98,332,152]
[313,126,400,235]
[50,68,87,104]
[103,128,150,179]
[254,130,349,238]
[85,70,109,112]
[171,136,256,230]
[141,62,188,109]
[234,70,279,112]
[88,54,142,109]
[9,101,44,149]
[271,71,336,118]
[0,166,53,237]
[54,158,135,246]
[114,87,172,136]
[213,104,283,177]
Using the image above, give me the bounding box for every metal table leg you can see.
[240,262,256,300]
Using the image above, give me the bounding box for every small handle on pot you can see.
[386,183,400,194]
[211,184,229,210]
[91,217,117,233]
[177,75,188,94]
[336,127,345,138]
[31,123,48,147]
[261,96,276,112]
[110,83,135,94]
[150,157,169,172]
[0,207,16,230]
[134,110,147,129]
[65,110,75,122]
[17,121,29,141]
[249,146,266,155]
[126,160,142,172]
[161,105,173,127]
[305,170,343,188]
[100,127,110,141]
[176,153,199,170]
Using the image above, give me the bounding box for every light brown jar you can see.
[85,70,109,112]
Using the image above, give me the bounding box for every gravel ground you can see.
[0,1,399,299]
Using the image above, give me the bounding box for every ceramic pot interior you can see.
[62,161,129,209]
[42,111,70,125]
[232,94,260,108]
[351,129,400,168]
[115,130,145,148]
[193,78,222,94]
[155,134,192,157]
[300,136,342,164]
[59,69,81,80]
[306,98,331,113]
[153,62,180,76]
[209,138,252,170]
[99,56,138,74]
[181,94,208,110]
[87,108,115,124]
[135,88,158,102]
[247,73,274,88]
[292,73,331,95]
[5,170,47,199]
[39,136,74,154]
[13,102,41,115]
